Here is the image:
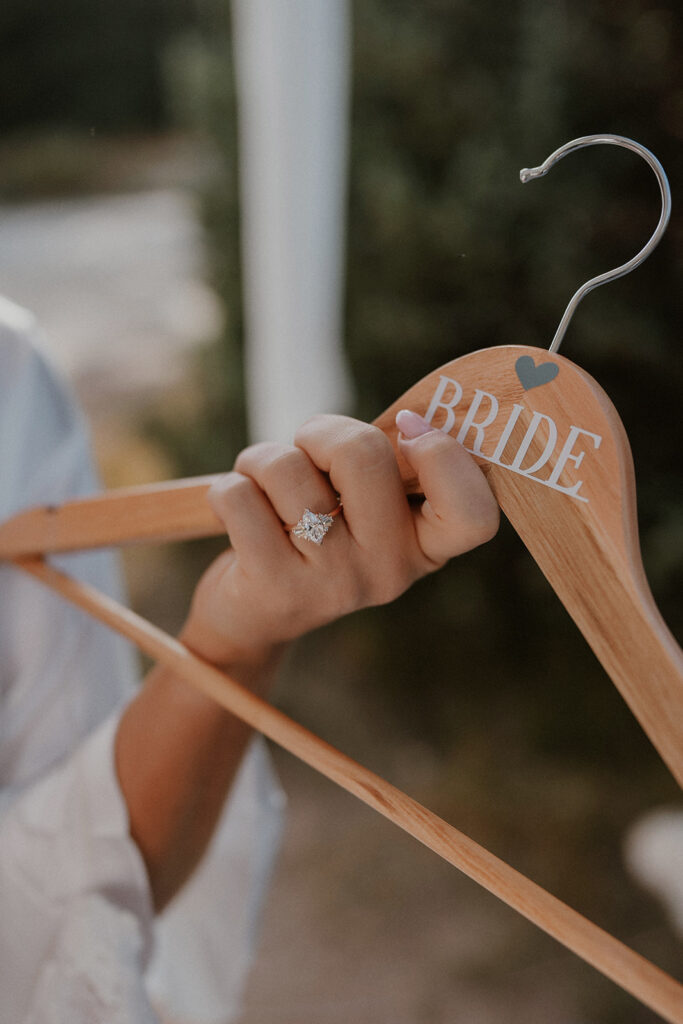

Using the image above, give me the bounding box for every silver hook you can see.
[520,134,672,354]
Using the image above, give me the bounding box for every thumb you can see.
[395,409,499,565]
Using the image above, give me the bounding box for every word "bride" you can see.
[425,375,603,503]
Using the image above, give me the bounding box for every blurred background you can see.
[1,1,682,1021]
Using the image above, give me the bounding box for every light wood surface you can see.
[13,555,683,1024]
[375,345,683,788]
[1,345,681,785]
[0,474,223,556]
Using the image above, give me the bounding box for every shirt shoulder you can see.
[0,295,38,339]
[0,294,75,415]
[0,296,89,518]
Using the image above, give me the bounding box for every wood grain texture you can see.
[14,555,683,1024]
[375,345,683,788]
[0,474,223,556]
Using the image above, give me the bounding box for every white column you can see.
[231,0,352,444]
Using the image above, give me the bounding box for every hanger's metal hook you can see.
[520,134,672,354]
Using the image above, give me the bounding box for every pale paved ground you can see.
[238,750,592,1024]
[0,189,221,398]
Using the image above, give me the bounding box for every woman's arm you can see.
[115,411,499,911]
[114,651,283,912]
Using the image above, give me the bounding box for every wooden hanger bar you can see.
[2,345,681,785]
[0,474,223,556]
[13,554,683,1024]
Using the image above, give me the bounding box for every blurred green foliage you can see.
[178,0,683,770]
[344,0,683,763]
[166,9,683,1011]
[0,0,196,133]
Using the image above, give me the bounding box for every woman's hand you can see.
[118,411,498,908]
[180,411,499,679]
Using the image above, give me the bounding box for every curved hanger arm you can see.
[376,345,683,787]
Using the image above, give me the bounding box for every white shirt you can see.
[0,297,284,1024]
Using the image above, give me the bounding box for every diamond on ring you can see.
[291,509,337,545]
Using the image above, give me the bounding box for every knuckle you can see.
[236,442,318,495]
[234,441,286,474]
[337,423,393,473]
[293,413,335,446]
[208,471,253,510]
[263,447,311,489]
[206,471,254,520]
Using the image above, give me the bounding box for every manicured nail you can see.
[395,409,436,439]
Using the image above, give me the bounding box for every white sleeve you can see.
[0,303,285,1024]
[0,716,158,1024]
[148,739,285,1024]
[0,301,139,790]
[0,307,157,1024]
[1,716,284,1024]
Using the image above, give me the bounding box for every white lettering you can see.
[423,373,601,503]
[425,376,463,433]
[547,425,602,498]
[491,403,525,463]
[510,411,558,476]
[455,389,499,454]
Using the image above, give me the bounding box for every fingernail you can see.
[395,409,436,439]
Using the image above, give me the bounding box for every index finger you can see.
[395,412,499,565]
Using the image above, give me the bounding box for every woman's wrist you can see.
[178,614,286,698]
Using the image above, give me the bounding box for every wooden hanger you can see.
[2,136,681,1019]
[4,343,682,786]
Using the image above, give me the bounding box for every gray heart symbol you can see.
[515,355,560,391]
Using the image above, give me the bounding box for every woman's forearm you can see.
[114,645,283,912]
